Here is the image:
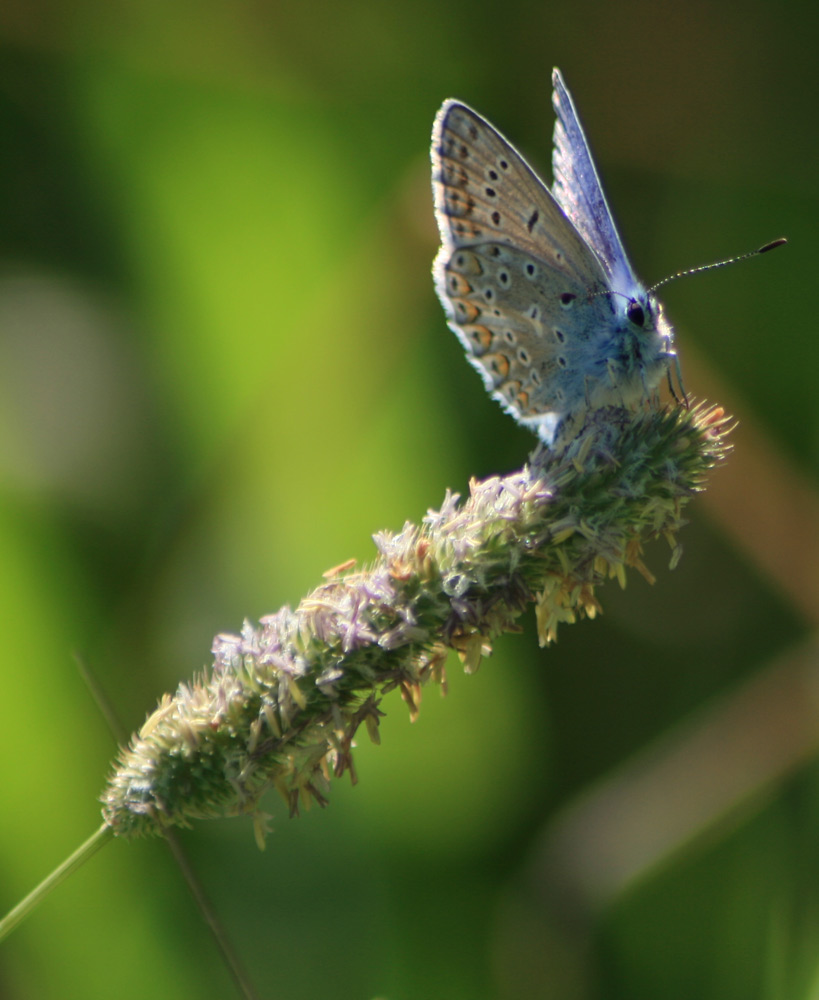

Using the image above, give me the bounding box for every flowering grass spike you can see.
[100,403,730,843]
[0,402,730,945]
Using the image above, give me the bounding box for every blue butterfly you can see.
[431,68,675,445]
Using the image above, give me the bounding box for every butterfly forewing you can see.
[432,101,606,288]
[550,69,636,293]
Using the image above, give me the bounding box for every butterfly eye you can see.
[626,301,645,327]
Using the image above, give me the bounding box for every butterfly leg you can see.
[666,353,689,408]
[605,359,624,405]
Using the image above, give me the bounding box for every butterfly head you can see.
[589,285,677,408]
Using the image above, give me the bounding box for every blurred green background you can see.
[0,2,816,998]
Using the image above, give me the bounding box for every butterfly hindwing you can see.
[440,241,617,429]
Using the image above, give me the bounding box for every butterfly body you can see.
[431,69,675,445]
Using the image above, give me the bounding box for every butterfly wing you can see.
[432,100,606,289]
[550,68,638,295]
[437,239,618,440]
[431,99,612,440]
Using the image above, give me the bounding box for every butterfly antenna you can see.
[649,238,787,293]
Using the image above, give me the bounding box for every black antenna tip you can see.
[758,238,788,254]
